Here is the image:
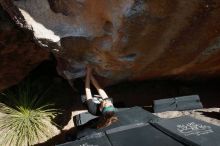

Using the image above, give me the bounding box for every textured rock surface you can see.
[0,2,49,91]
[2,0,220,85]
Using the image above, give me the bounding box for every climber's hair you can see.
[96,111,118,129]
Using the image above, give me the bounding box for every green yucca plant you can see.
[0,84,59,146]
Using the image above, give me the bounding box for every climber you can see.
[82,65,118,128]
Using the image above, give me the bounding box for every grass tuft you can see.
[0,83,59,146]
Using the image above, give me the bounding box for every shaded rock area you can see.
[1,0,220,88]
[0,3,49,91]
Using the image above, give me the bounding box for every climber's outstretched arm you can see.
[91,75,109,99]
[85,66,93,100]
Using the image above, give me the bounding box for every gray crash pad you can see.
[74,106,158,128]
[106,123,184,146]
[58,123,185,146]
[151,116,220,146]
[58,107,220,146]
[58,132,111,146]
[75,106,159,139]
[153,95,203,113]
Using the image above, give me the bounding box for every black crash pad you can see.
[58,132,111,146]
[153,95,203,113]
[75,106,159,139]
[151,116,220,146]
[58,123,185,146]
[58,107,220,146]
[74,108,129,127]
[74,106,158,128]
[106,123,184,146]
[74,111,97,127]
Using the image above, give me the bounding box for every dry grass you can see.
[0,85,60,146]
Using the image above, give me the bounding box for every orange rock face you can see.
[1,0,220,86]
[53,0,220,83]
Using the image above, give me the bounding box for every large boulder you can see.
[1,0,220,86]
[0,1,49,91]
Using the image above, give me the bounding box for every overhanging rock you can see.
[1,0,220,86]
